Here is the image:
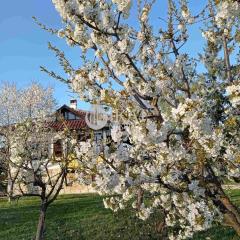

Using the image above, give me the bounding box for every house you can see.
[46,100,111,194]
[1,100,111,196]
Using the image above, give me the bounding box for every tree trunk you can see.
[220,195,240,236]
[205,165,240,236]
[7,180,13,203]
[137,188,144,210]
[224,211,240,236]
[8,195,12,203]
[210,185,240,236]
[35,203,47,240]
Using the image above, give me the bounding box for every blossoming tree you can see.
[0,82,79,239]
[40,0,240,238]
[7,118,77,240]
[0,82,56,201]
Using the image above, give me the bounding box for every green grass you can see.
[0,192,240,240]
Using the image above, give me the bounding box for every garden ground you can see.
[0,191,240,240]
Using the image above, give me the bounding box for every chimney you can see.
[70,99,77,110]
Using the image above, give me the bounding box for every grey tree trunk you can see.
[35,203,47,240]
[7,183,13,203]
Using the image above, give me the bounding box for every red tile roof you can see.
[47,105,89,131]
[48,119,88,131]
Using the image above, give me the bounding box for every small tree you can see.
[0,81,56,201]
[39,0,240,239]
[9,118,77,240]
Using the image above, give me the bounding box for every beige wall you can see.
[60,182,96,194]
[49,167,96,195]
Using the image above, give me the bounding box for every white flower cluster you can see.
[215,1,240,28]
[226,83,240,107]
[202,31,217,43]
[112,0,132,18]
[140,5,150,23]
[137,204,152,220]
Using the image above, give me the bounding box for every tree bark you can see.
[224,211,240,236]
[8,195,12,203]
[205,165,240,236]
[7,177,13,203]
[220,195,240,236]
[137,188,144,210]
[35,203,47,240]
[209,185,240,236]
[7,186,14,203]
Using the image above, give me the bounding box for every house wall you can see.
[60,183,96,194]
[48,165,96,195]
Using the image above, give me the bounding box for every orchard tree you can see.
[8,118,77,240]
[38,0,240,239]
[0,82,56,201]
[0,82,77,240]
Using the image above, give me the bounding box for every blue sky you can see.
[0,0,84,108]
[0,0,207,110]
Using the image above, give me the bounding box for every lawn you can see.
[0,191,240,240]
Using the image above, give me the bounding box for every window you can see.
[68,112,76,120]
[94,132,103,142]
[53,140,62,157]
[64,111,77,120]
[92,175,96,182]
[106,130,111,138]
